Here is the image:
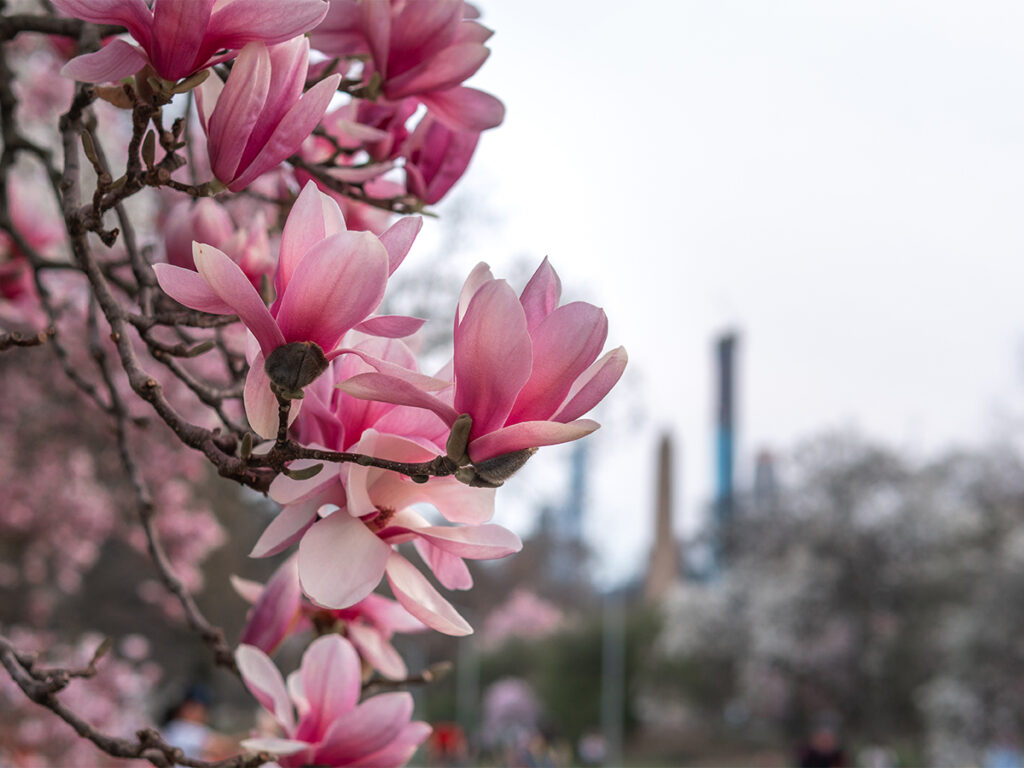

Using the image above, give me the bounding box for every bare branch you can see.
[0,635,273,768]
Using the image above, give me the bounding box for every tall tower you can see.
[644,432,679,601]
[711,331,739,575]
[753,449,778,515]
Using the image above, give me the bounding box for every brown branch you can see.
[0,635,273,768]
[289,156,429,216]
[0,13,122,42]
[0,326,53,350]
[362,661,453,696]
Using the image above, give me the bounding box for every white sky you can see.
[415,1,1024,584]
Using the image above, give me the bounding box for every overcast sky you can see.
[412,1,1024,584]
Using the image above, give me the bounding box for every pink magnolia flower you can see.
[197,37,341,192]
[403,113,479,204]
[232,555,425,680]
[153,181,423,436]
[254,427,517,636]
[237,635,430,767]
[163,198,273,287]
[311,0,504,132]
[54,0,329,84]
[247,339,511,636]
[339,258,628,464]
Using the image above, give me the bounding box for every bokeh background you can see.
[6,2,1024,766]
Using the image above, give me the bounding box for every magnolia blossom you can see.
[249,339,516,635]
[237,635,429,767]
[270,428,519,636]
[153,181,422,436]
[311,0,504,132]
[403,114,479,204]
[232,556,425,680]
[54,0,328,83]
[54,0,325,83]
[163,198,272,287]
[340,258,628,463]
[197,38,341,192]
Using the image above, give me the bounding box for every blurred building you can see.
[644,433,681,602]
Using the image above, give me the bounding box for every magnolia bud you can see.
[264,341,328,400]
[472,448,536,486]
[445,413,473,465]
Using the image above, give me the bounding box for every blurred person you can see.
[578,731,606,765]
[160,683,234,760]
[428,721,468,766]
[796,721,846,768]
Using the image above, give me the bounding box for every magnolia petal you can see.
[236,644,295,731]
[277,181,346,297]
[387,0,461,65]
[357,594,426,634]
[338,372,459,425]
[341,436,378,521]
[420,85,506,132]
[208,42,272,185]
[207,0,331,51]
[361,0,391,74]
[356,722,433,768]
[385,43,489,99]
[469,419,600,463]
[553,346,628,423]
[315,692,413,764]
[149,0,215,81]
[52,0,151,44]
[412,523,522,560]
[353,314,426,339]
[335,347,450,391]
[455,18,493,45]
[230,575,264,605]
[299,512,390,608]
[370,472,494,527]
[347,622,407,680]
[194,66,223,134]
[379,216,422,275]
[239,557,302,653]
[325,162,395,184]
[250,500,319,558]
[455,262,494,327]
[297,635,361,739]
[509,302,608,423]
[385,553,471,636]
[404,161,428,202]
[60,40,148,83]
[453,279,532,438]
[257,37,312,147]
[274,230,388,352]
[227,73,342,191]
[153,263,235,315]
[193,243,283,354]
[406,478,494,525]
[415,539,472,591]
[519,256,561,332]
[414,124,479,205]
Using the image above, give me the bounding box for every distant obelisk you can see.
[644,433,679,601]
